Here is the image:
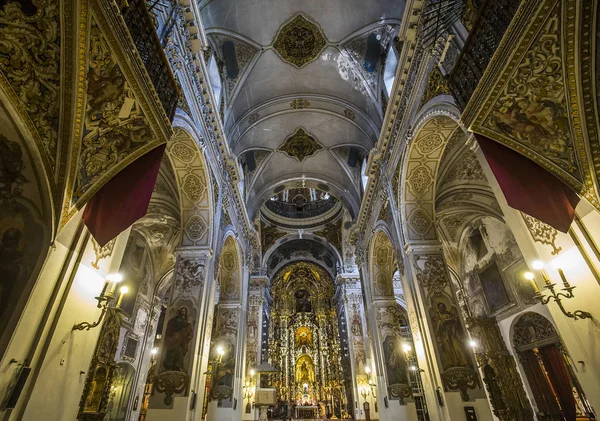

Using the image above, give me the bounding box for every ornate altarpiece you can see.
[268,262,347,417]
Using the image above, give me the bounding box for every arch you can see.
[165,127,213,247]
[262,233,343,276]
[217,235,243,302]
[369,230,397,297]
[511,311,558,351]
[399,112,463,242]
[0,98,53,358]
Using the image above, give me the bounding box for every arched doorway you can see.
[512,312,595,421]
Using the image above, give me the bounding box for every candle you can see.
[557,268,570,288]
[100,280,110,297]
[524,272,539,293]
[106,273,123,295]
[541,271,552,286]
[116,286,128,308]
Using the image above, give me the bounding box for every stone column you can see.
[147,246,213,420]
[243,276,268,420]
[405,243,493,421]
[339,274,373,421]
[206,301,243,421]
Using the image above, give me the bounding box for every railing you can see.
[447,0,521,110]
[122,0,179,121]
[265,198,338,219]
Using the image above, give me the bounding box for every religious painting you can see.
[429,296,471,370]
[382,336,408,387]
[295,354,315,384]
[0,129,47,357]
[215,342,236,388]
[295,326,313,348]
[295,289,312,313]
[0,203,45,346]
[479,261,511,312]
[161,306,194,372]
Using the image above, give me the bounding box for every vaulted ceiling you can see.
[200,0,405,219]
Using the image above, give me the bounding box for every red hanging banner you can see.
[475,134,579,233]
[83,144,166,247]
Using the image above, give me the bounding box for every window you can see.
[384,46,399,96]
[207,55,222,104]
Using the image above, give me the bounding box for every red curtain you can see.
[476,134,580,233]
[83,144,166,247]
[539,345,577,421]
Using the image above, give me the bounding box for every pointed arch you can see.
[399,111,463,242]
[166,127,213,247]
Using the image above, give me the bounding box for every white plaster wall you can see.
[15,227,131,421]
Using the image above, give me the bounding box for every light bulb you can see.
[409,365,417,371]
[469,340,477,348]
[524,271,535,280]
[151,348,158,355]
[217,345,224,355]
[119,286,129,294]
[532,260,544,271]
[250,369,256,376]
[365,367,371,373]
[402,343,412,353]
[107,273,123,283]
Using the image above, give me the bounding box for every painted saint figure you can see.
[433,302,470,368]
[162,307,193,372]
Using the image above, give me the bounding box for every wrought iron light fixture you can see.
[524,261,592,321]
[72,274,128,331]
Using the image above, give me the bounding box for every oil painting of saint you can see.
[162,307,194,372]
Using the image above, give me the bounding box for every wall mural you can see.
[211,307,239,406]
[413,253,480,401]
[63,18,163,221]
[0,107,48,357]
[151,255,206,408]
[0,0,60,176]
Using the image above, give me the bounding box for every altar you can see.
[295,405,319,419]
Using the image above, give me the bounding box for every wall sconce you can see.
[409,365,425,373]
[73,274,127,331]
[524,260,592,320]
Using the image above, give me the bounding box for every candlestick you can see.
[116,286,128,308]
[557,268,570,288]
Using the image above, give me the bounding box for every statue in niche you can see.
[432,301,470,368]
[295,355,315,383]
[299,362,310,382]
[295,289,311,313]
[163,307,194,372]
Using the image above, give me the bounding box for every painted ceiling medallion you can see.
[279,128,323,161]
[273,14,327,68]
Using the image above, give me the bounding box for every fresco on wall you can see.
[0,122,47,356]
[382,336,408,386]
[430,297,470,369]
[162,306,194,372]
[479,261,510,312]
